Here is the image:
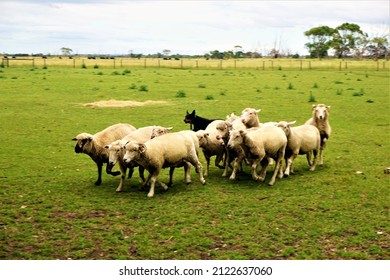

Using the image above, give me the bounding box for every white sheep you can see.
[276,121,321,177]
[123,132,206,197]
[305,104,332,165]
[72,123,136,185]
[227,126,287,186]
[195,120,226,176]
[104,126,170,192]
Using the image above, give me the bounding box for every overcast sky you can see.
[1,0,389,55]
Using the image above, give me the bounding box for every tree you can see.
[60,47,73,56]
[304,26,336,58]
[367,36,389,60]
[332,22,364,58]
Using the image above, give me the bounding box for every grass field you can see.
[0,65,389,260]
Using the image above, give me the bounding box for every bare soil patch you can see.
[82,99,169,108]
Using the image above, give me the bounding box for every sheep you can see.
[72,123,136,185]
[226,126,287,186]
[305,104,332,165]
[104,126,171,192]
[123,132,206,197]
[195,120,226,176]
[276,121,321,177]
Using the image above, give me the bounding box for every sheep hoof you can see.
[283,173,289,178]
[229,176,235,181]
[147,193,154,198]
[268,182,274,186]
[94,180,102,186]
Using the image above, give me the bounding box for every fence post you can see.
[339,61,342,71]
[32,58,35,67]
[144,58,147,68]
[300,60,303,71]
[219,60,222,70]
[44,58,47,68]
[262,61,265,70]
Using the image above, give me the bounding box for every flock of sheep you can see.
[72,104,331,197]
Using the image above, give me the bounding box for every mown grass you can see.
[0,66,389,260]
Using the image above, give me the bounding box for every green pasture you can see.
[0,65,389,260]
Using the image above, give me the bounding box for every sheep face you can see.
[312,104,330,121]
[72,133,93,153]
[195,131,210,147]
[123,141,144,164]
[240,108,261,126]
[104,141,123,167]
[151,127,172,139]
[227,130,245,149]
[216,122,232,140]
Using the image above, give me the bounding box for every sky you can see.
[0,0,389,56]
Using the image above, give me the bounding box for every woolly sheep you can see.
[227,126,287,186]
[305,104,332,165]
[276,121,321,177]
[104,126,170,192]
[195,120,226,176]
[123,132,206,197]
[72,123,136,185]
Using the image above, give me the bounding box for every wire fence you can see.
[1,56,389,71]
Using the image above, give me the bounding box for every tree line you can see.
[304,22,388,59]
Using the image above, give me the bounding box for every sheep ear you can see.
[239,130,245,136]
[326,106,331,110]
[288,121,296,126]
[312,104,317,109]
[138,144,146,153]
[167,127,173,131]
[255,109,261,113]
[104,145,109,149]
[72,137,77,141]
[186,110,189,114]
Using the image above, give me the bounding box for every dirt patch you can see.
[82,99,169,108]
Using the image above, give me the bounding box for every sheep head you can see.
[72,133,93,153]
[312,104,330,121]
[276,121,296,137]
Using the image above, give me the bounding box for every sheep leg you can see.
[269,149,285,186]
[251,157,263,182]
[187,157,206,185]
[258,157,269,182]
[309,150,318,171]
[127,167,134,179]
[222,148,230,176]
[319,138,327,166]
[168,167,175,187]
[106,164,120,177]
[229,153,245,180]
[147,175,157,198]
[95,162,103,186]
[215,151,224,169]
[184,161,192,184]
[204,154,211,176]
[115,162,127,192]
[284,153,297,177]
[138,166,146,184]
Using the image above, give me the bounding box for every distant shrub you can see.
[336,89,343,95]
[334,81,343,84]
[353,89,365,97]
[96,72,104,75]
[313,83,319,88]
[176,90,186,98]
[111,71,120,75]
[366,99,374,103]
[308,92,317,103]
[139,85,148,92]
[129,83,137,90]
[122,69,131,75]
[287,82,294,90]
[198,83,207,88]
[205,95,214,100]
[93,64,99,69]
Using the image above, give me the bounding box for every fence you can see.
[1,56,388,71]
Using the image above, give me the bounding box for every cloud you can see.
[1,0,389,55]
